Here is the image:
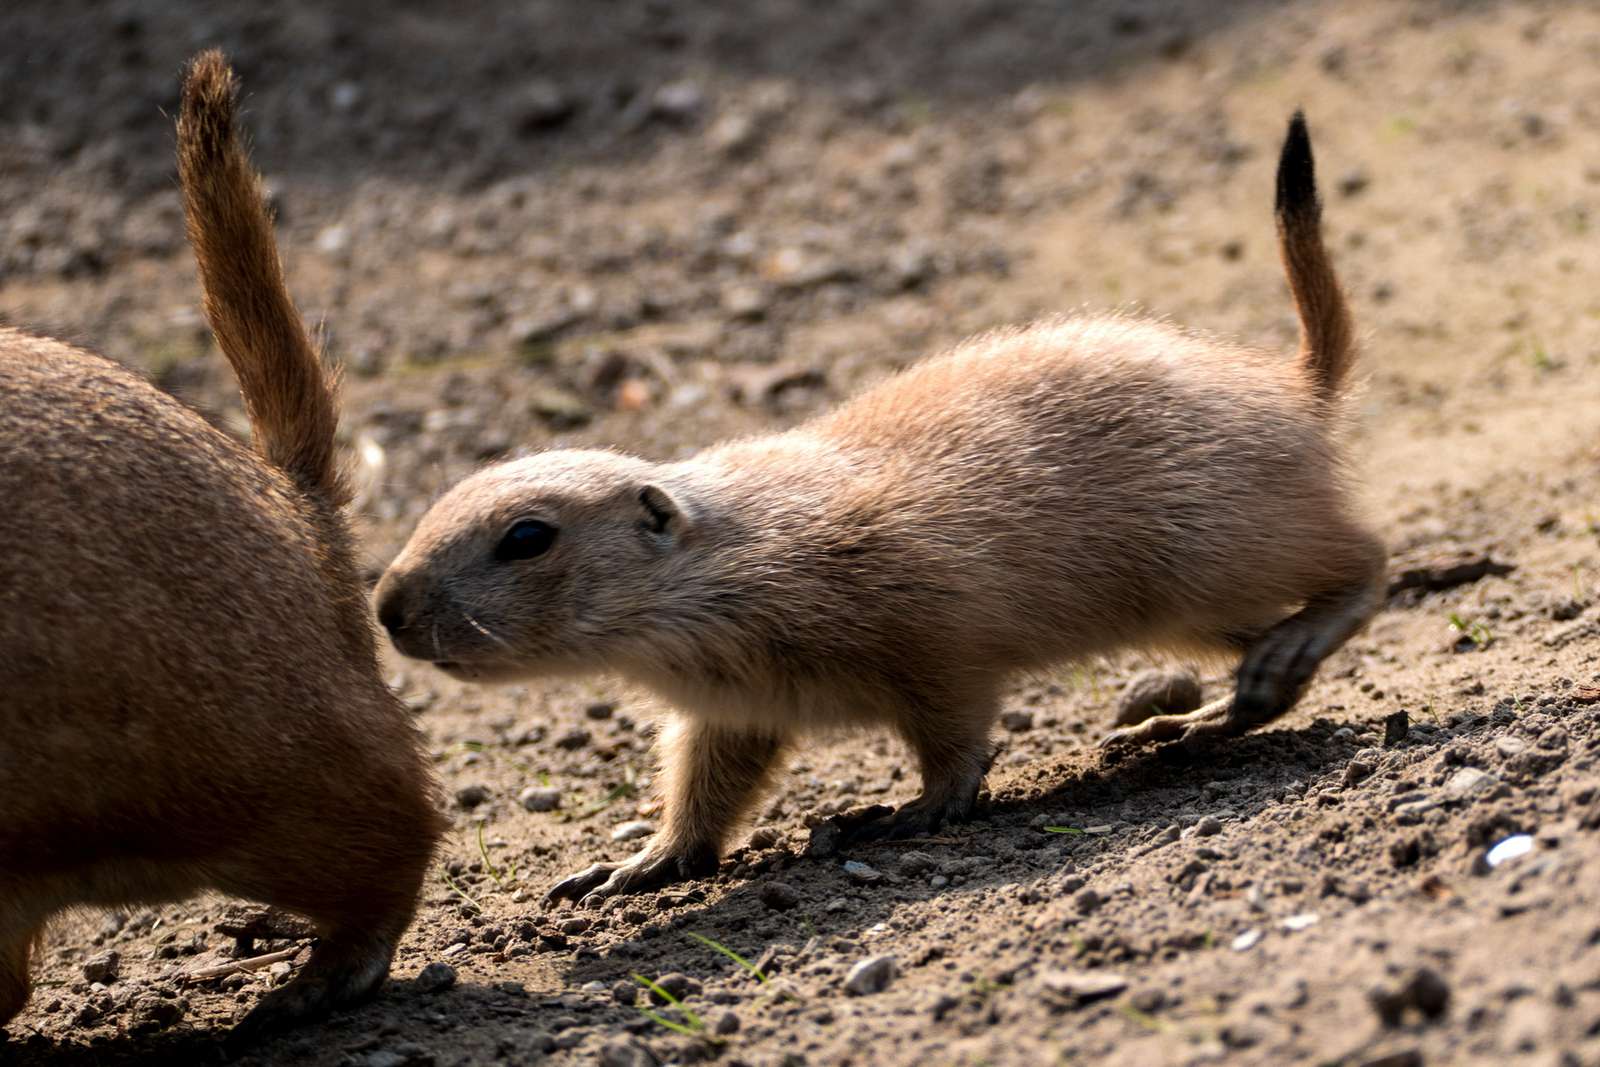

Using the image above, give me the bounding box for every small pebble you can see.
[81,950,120,985]
[843,860,884,885]
[999,709,1034,732]
[413,962,457,994]
[1194,815,1223,836]
[612,820,654,842]
[454,784,490,809]
[519,786,561,812]
[1231,929,1262,952]
[1443,767,1499,802]
[1485,834,1535,868]
[760,882,801,911]
[1037,969,1129,1003]
[1115,669,1203,726]
[1383,711,1409,746]
[843,955,897,995]
[747,826,782,849]
[647,973,702,1004]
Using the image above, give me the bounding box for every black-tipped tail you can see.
[177,50,348,508]
[1273,110,1353,404]
[1275,110,1320,225]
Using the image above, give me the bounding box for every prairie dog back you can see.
[377,112,1384,905]
[0,52,443,1042]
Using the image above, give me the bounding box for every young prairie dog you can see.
[376,113,1384,905]
[0,53,443,1039]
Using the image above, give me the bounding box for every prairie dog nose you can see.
[374,575,409,636]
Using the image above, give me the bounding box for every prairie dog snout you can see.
[379,112,1384,906]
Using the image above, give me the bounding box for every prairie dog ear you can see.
[638,483,693,543]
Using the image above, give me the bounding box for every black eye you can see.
[494,520,557,561]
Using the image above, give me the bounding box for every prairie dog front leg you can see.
[546,717,787,905]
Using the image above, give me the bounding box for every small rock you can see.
[584,702,616,720]
[1194,815,1223,836]
[612,821,654,843]
[514,80,576,131]
[898,850,937,877]
[1495,735,1528,759]
[413,962,457,995]
[1485,834,1535,868]
[454,784,490,809]
[721,283,769,321]
[130,993,183,1031]
[1037,969,1129,1004]
[843,860,884,885]
[554,727,592,751]
[1337,168,1372,197]
[1368,966,1450,1026]
[1281,913,1320,932]
[81,951,120,985]
[598,1038,659,1067]
[611,979,638,1005]
[805,820,843,859]
[519,785,561,812]
[559,917,591,936]
[1344,753,1378,786]
[843,955,897,995]
[1383,711,1410,746]
[1444,767,1500,802]
[1074,887,1105,915]
[361,1051,429,1067]
[1356,1052,1422,1067]
[999,709,1034,733]
[646,973,702,1004]
[747,826,782,850]
[651,81,705,123]
[1231,929,1262,952]
[214,904,316,946]
[1115,669,1204,726]
[759,882,801,911]
[712,1010,741,1036]
[314,224,350,256]
[707,111,760,156]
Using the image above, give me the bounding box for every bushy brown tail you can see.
[1276,110,1354,405]
[176,50,348,508]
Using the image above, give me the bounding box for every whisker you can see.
[461,608,517,654]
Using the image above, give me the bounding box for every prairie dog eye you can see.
[495,519,558,561]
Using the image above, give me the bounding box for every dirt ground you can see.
[5,1,1600,1064]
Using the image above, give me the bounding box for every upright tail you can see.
[176,51,348,508]
[1275,110,1355,404]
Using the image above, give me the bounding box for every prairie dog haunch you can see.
[0,53,443,1039]
[376,113,1384,905]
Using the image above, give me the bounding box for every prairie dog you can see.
[0,52,444,1039]
[376,114,1384,905]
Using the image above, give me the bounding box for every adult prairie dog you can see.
[376,113,1384,905]
[0,52,443,1039]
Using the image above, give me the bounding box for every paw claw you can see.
[547,846,717,906]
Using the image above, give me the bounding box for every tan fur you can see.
[0,52,444,1040]
[376,113,1385,904]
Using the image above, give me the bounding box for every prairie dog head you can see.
[375,448,694,679]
